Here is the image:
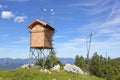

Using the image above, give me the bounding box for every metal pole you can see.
[50,9,54,26]
[41,8,46,21]
[86,32,92,70]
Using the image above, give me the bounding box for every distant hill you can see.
[0,58,29,70]
[58,58,75,64]
[113,57,120,61]
[0,58,75,70]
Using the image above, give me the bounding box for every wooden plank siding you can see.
[28,19,55,49]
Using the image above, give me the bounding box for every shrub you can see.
[74,55,86,71]
[89,52,120,80]
[35,50,63,69]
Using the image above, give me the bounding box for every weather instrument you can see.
[50,9,55,26]
[27,9,55,68]
[41,8,46,21]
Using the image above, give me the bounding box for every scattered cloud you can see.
[1,11,14,19]
[0,34,9,40]
[56,38,85,51]
[14,16,27,22]
[75,0,120,35]
[12,37,29,44]
[55,37,88,58]
[106,1,120,21]
[1,34,9,38]
[0,5,2,8]
[69,0,112,15]
[60,0,120,58]
[7,0,30,2]
[0,4,8,9]
[1,11,27,22]
[77,16,120,40]
[70,0,103,7]
[53,35,65,38]
[56,33,120,58]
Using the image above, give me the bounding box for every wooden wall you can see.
[30,24,53,49]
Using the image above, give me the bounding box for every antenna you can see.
[86,32,93,70]
[41,8,46,21]
[106,51,107,61]
[50,9,55,26]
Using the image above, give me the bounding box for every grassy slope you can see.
[0,68,105,80]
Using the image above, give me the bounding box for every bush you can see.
[35,50,63,69]
[74,55,87,71]
[89,52,120,80]
[74,52,120,80]
[35,58,45,68]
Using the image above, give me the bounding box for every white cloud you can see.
[66,0,120,58]
[0,34,9,40]
[1,11,27,22]
[12,37,29,44]
[106,1,120,21]
[0,5,2,8]
[7,0,30,2]
[1,11,14,19]
[4,5,8,8]
[0,4,8,9]
[1,34,9,38]
[69,0,112,15]
[55,34,120,58]
[56,38,85,51]
[53,35,65,38]
[76,1,120,35]
[14,16,27,22]
[55,37,92,58]
[70,0,104,7]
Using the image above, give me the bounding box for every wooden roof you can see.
[28,19,55,31]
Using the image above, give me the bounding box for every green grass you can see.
[0,68,105,80]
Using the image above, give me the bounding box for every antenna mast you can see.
[50,9,55,26]
[106,51,108,60]
[86,32,93,70]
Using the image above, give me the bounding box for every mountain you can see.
[0,58,74,70]
[58,58,75,64]
[113,57,120,61]
[0,58,29,70]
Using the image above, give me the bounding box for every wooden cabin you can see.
[28,19,55,49]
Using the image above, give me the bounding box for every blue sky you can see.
[0,0,120,59]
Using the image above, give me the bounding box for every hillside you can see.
[0,68,105,80]
[0,58,74,70]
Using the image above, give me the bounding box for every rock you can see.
[21,64,34,69]
[68,78,71,80]
[51,64,60,72]
[0,77,2,80]
[40,69,51,74]
[64,64,84,75]
[52,78,56,80]
[34,65,41,69]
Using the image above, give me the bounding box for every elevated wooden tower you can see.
[28,19,55,67]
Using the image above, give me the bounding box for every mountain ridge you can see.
[0,57,75,70]
[113,57,120,61]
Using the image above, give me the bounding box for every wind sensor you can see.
[50,9,55,26]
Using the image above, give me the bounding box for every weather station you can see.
[27,8,55,68]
